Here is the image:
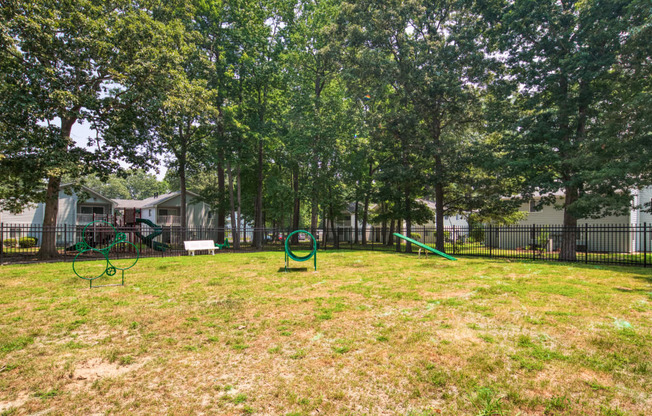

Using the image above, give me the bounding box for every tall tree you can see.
[0,0,181,258]
[489,0,651,260]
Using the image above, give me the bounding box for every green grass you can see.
[0,251,650,414]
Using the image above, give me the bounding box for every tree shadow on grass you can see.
[463,256,652,285]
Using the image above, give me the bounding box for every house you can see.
[114,191,214,228]
[0,184,118,248]
[0,184,117,227]
[415,199,469,243]
[491,188,652,253]
[114,191,215,245]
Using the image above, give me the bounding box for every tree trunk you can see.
[292,165,300,243]
[405,191,412,253]
[560,185,579,261]
[179,154,188,244]
[39,117,75,259]
[381,204,387,245]
[217,148,226,244]
[354,200,359,244]
[388,219,395,245]
[310,198,319,237]
[361,194,370,245]
[329,203,339,249]
[435,180,445,252]
[39,175,62,259]
[236,165,242,248]
[320,206,326,247]
[254,138,264,248]
[227,161,238,249]
[395,218,402,252]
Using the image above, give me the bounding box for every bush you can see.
[19,237,37,248]
[3,238,17,247]
[469,227,485,243]
[410,232,421,241]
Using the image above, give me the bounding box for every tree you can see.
[489,0,652,260]
[72,170,169,200]
[341,0,485,252]
[1,0,182,258]
[151,78,217,230]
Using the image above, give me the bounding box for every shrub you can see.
[469,226,485,243]
[410,232,421,241]
[19,237,37,248]
[3,238,17,247]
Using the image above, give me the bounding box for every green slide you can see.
[135,218,168,252]
[393,233,457,261]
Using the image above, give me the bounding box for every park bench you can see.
[184,240,217,256]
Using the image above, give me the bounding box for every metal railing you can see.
[76,213,113,224]
[157,215,181,226]
[0,222,650,268]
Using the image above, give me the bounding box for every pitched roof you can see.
[114,191,200,209]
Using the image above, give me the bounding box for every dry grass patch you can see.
[0,251,650,415]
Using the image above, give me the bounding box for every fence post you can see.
[489,225,492,258]
[452,225,456,255]
[585,223,588,264]
[64,223,67,261]
[0,223,3,265]
[532,224,536,261]
[644,222,647,268]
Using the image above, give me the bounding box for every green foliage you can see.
[75,170,169,200]
[18,237,37,248]
[487,0,652,228]
[469,226,485,243]
[3,238,17,248]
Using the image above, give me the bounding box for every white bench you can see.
[184,240,217,256]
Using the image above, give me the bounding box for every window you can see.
[529,200,537,213]
[208,211,213,219]
[80,206,104,214]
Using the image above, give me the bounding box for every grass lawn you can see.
[0,251,651,415]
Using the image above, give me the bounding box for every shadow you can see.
[452,256,652,284]
[278,267,308,273]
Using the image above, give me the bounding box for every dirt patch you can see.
[0,392,29,412]
[70,357,146,387]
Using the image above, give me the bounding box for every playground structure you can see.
[284,230,318,272]
[135,218,169,251]
[393,232,457,261]
[215,238,230,250]
[72,220,140,288]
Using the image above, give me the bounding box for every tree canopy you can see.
[1,0,650,258]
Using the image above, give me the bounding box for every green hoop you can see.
[72,248,110,281]
[108,241,140,271]
[72,220,140,288]
[284,230,317,271]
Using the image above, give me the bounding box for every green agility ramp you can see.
[284,230,317,271]
[393,233,457,261]
[135,218,169,252]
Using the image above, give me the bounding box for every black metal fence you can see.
[1,222,651,268]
